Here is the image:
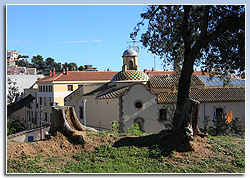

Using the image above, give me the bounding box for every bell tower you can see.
[122,48,139,71]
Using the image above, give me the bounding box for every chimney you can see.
[49,70,52,77]
[66,67,69,75]
[53,68,56,76]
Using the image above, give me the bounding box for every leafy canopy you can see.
[131,5,245,76]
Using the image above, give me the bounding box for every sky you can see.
[7,5,166,71]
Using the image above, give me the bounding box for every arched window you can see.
[134,117,145,132]
[129,60,133,70]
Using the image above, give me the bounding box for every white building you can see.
[65,48,245,134]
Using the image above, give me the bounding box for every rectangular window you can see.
[43,86,45,92]
[216,108,224,120]
[49,97,52,105]
[44,97,47,106]
[40,97,42,105]
[79,106,83,119]
[68,85,73,91]
[46,86,48,92]
[44,112,47,121]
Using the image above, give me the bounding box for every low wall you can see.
[7,126,50,142]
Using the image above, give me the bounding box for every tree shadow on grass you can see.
[113,129,194,153]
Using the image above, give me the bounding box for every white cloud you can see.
[11,40,34,44]
[45,40,89,44]
[92,39,103,43]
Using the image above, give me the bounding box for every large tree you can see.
[45,57,57,69]
[131,5,245,139]
[31,55,47,71]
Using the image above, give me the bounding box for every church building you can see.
[64,48,245,134]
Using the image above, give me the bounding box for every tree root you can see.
[158,128,207,152]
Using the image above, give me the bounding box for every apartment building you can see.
[23,69,118,128]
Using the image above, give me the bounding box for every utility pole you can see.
[40,105,43,140]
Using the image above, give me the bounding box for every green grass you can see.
[7,135,245,173]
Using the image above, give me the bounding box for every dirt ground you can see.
[7,130,119,160]
[7,128,219,162]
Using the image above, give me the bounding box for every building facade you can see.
[23,69,118,129]
[65,48,245,134]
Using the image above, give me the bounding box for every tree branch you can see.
[200,5,210,38]
[182,5,192,57]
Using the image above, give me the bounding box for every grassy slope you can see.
[7,134,245,173]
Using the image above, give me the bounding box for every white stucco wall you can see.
[84,96,119,130]
[64,83,105,125]
[122,84,165,134]
[198,101,245,130]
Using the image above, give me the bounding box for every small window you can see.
[134,117,145,132]
[44,112,47,121]
[68,85,73,91]
[44,97,47,106]
[43,86,45,92]
[134,100,143,109]
[79,106,83,119]
[40,97,42,105]
[129,60,133,70]
[216,108,224,120]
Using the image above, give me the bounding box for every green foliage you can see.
[200,115,244,138]
[126,123,146,136]
[78,65,85,71]
[7,77,20,103]
[111,121,119,134]
[131,5,245,77]
[7,119,26,135]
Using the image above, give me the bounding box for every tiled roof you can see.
[157,87,245,104]
[149,74,204,88]
[111,70,148,82]
[146,71,215,76]
[83,83,115,96]
[37,71,119,83]
[96,86,130,99]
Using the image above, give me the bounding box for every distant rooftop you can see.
[199,76,245,87]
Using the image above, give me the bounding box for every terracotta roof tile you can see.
[37,71,119,82]
[157,87,245,104]
[146,71,215,76]
[96,86,130,99]
[149,74,204,88]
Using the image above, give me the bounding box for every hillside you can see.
[7,131,245,173]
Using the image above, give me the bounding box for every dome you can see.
[111,70,149,82]
[122,49,138,56]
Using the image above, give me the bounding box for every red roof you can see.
[147,71,215,76]
[37,71,119,82]
[37,70,217,83]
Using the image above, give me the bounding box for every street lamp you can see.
[83,99,87,126]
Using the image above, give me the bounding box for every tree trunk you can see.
[49,106,98,142]
[171,53,206,140]
[7,94,35,118]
